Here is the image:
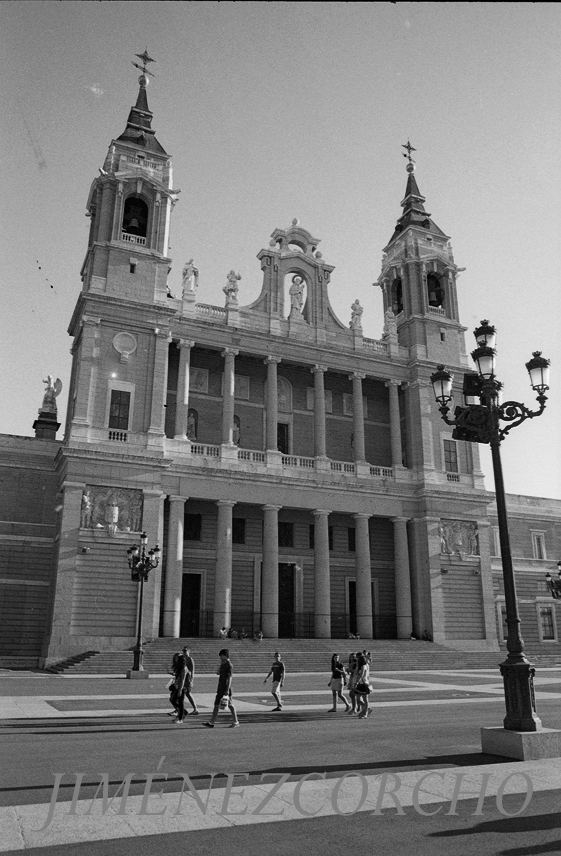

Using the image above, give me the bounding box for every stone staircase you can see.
[47,638,561,675]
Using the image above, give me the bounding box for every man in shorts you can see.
[263,652,285,711]
[181,646,199,715]
[203,648,240,728]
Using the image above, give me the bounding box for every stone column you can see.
[262,505,280,637]
[148,329,170,439]
[354,513,373,638]
[313,509,331,638]
[221,348,238,445]
[142,489,166,640]
[174,340,195,440]
[213,500,235,635]
[163,496,186,637]
[41,481,85,665]
[350,372,366,462]
[265,356,280,451]
[386,379,404,468]
[311,365,327,458]
[393,516,413,639]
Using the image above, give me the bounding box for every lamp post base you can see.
[126,669,150,680]
[500,659,542,731]
[481,727,561,760]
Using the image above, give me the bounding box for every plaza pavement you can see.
[1,667,561,853]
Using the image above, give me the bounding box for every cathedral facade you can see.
[1,71,559,668]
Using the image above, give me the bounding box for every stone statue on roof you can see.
[224,270,241,303]
[182,259,199,294]
[40,375,62,414]
[350,299,363,330]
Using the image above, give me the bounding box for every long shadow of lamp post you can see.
[126,532,161,679]
[430,320,550,732]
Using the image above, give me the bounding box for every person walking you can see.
[328,653,351,712]
[203,648,240,728]
[181,646,199,715]
[345,652,359,715]
[354,651,372,719]
[171,652,188,724]
[167,652,182,718]
[264,652,285,711]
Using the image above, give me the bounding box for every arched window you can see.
[427,273,444,308]
[122,196,148,239]
[391,278,403,314]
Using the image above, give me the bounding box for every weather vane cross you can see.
[402,140,416,164]
[132,49,156,78]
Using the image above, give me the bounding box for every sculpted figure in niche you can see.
[182,259,199,294]
[382,308,398,338]
[81,491,93,529]
[289,275,304,312]
[224,270,241,302]
[467,523,480,556]
[439,523,452,555]
[41,375,62,414]
[187,409,197,441]
[350,299,363,330]
[233,415,241,446]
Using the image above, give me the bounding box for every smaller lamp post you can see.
[545,562,561,600]
[126,532,161,678]
[430,322,550,733]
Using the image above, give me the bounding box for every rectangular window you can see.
[232,518,246,545]
[443,439,458,473]
[540,607,555,640]
[278,522,294,548]
[532,532,546,560]
[328,526,334,551]
[348,528,356,552]
[108,390,131,430]
[184,514,202,541]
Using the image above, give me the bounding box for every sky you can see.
[1,1,560,500]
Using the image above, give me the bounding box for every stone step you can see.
[52,638,561,675]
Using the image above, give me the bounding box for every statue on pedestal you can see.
[289,275,304,313]
[224,269,241,303]
[181,259,199,295]
[40,376,62,414]
[350,299,363,330]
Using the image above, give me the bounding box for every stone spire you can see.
[386,143,448,245]
[115,51,168,155]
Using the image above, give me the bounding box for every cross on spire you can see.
[402,140,416,165]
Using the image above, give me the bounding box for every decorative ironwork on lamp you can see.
[429,321,551,733]
[126,532,161,674]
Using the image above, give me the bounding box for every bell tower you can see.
[65,53,180,447]
[80,52,178,305]
[377,143,466,367]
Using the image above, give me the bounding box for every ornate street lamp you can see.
[545,561,561,600]
[430,321,550,732]
[126,532,161,677]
